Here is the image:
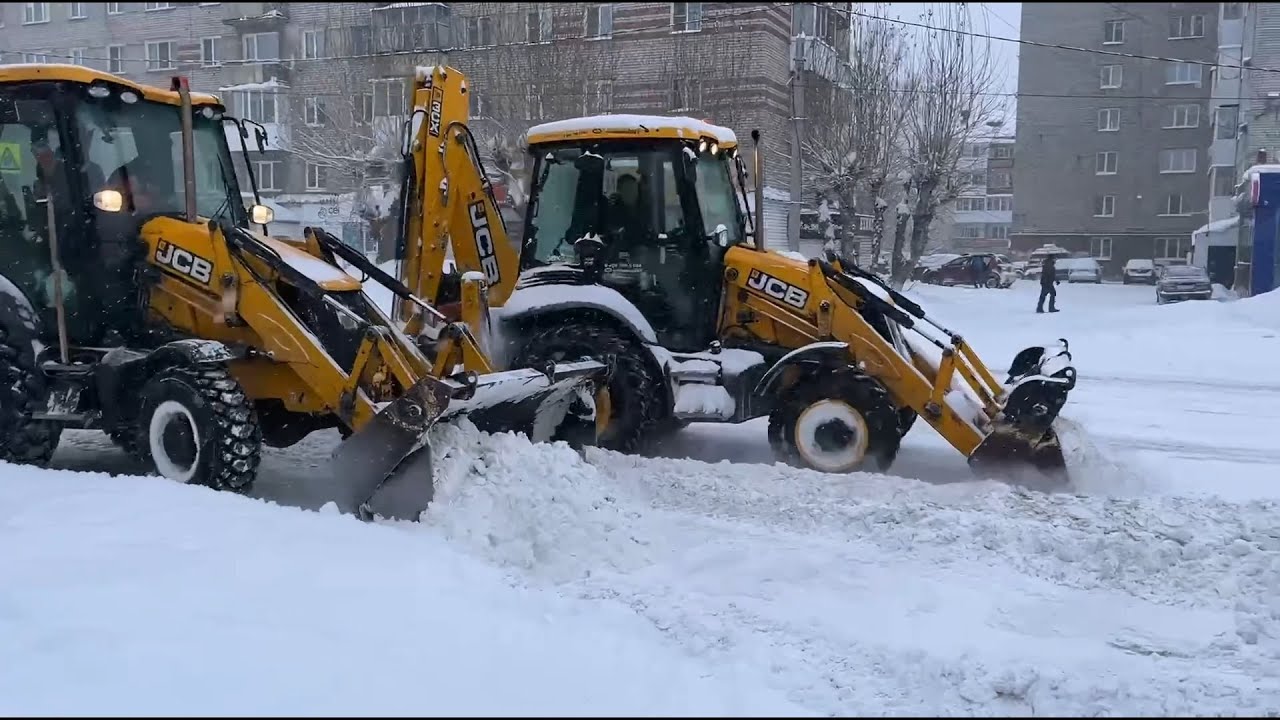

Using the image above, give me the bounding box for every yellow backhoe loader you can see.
[390,66,1077,482]
[0,64,604,521]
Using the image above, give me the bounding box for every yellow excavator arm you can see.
[395,65,521,331]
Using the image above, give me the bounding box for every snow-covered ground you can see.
[5,279,1280,715]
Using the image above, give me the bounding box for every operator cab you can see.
[0,65,254,346]
[520,115,753,352]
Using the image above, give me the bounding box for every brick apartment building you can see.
[1013,2,1219,277]
[945,134,1015,253]
[0,1,852,253]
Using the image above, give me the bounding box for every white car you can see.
[1063,258,1103,284]
[1122,258,1156,285]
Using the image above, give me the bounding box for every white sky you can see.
[882,2,1022,131]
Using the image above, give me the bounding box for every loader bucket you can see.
[332,359,608,522]
[967,340,1077,486]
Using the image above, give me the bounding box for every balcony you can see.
[219,79,291,153]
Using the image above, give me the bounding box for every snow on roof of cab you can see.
[527,114,738,145]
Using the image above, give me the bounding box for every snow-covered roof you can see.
[1240,163,1280,181]
[527,114,738,146]
[218,79,288,92]
[1194,216,1240,236]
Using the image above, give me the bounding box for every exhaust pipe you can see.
[171,76,197,223]
[752,129,765,249]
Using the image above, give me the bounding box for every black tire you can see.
[896,407,918,437]
[513,322,663,453]
[107,426,145,460]
[133,365,262,492]
[0,318,62,465]
[984,274,1001,289]
[768,369,901,474]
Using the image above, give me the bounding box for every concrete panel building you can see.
[948,134,1015,253]
[1013,2,1219,277]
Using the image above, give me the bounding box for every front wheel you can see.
[135,365,262,492]
[768,371,901,474]
[984,274,1001,289]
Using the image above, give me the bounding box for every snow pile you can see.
[418,419,661,582]
[0,461,802,716]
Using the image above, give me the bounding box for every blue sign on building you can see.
[1233,167,1280,296]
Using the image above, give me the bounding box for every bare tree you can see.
[888,3,1003,289]
[803,4,916,263]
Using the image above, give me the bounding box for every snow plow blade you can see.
[967,339,1077,485]
[328,359,607,522]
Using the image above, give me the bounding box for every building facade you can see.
[0,1,851,253]
[1013,2,1219,277]
[947,134,1015,253]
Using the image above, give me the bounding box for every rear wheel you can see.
[769,370,901,473]
[514,323,663,453]
[0,319,62,466]
[984,274,1001,289]
[134,365,262,492]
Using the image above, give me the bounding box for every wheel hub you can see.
[792,399,870,473]
[161,418,197,468]
[148,400,201,483]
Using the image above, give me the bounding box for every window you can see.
[1100,64,1122,89]
[242,32,280,62]
[254,161,280,191]
[1216,106,1239,140]
[1166,62,1203,85]
[23,3,49,24]
[357,93,374,124]
[145,41,176,71]
[1096,151,1118,175]
[525,83,544,120]
[1090,237,1113,260]
[527,8,553,43]
[794,3,838,44]
[70,48,87,66]
[107,2,121,14]
[1093,194,1115,217]
[1159,148,1196,173]
[233,90,277,123]
[586,4,613,38]
[968,143,985,157]
[371,79,407,117]
[1162,193,1185,215]
[989,224,1009,240]
[987,196,1012,212]
[669,77,703,111]
[306,163,326,191]
[989,171,1011,188]
[1104,19,1124,44]
[303,30,325,60]
[108,45,125,74]
[1212,166,1236,197]
[990,145,1012,159]
[68,2,86,19]
[955,197,985,212]
[371,3,452,52]
[672,2,703,32]
[462,16,494,47]
[1169,14,1205,39]
[583,79,613,114]
[1155,237,1190,259]
[145,2,176,10]
[966,172,985,186]
[201,37,220,67]
[304,97,326,126]
[1098,107,1120,131]
[957,225,983,239]
[1223,3,1243,20]
[471,91,490,118]
[1164,104,1200,128]
[22,52,49,64]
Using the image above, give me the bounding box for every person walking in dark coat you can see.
[1036,256,1060,313]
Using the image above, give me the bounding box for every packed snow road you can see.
[5,279,1280,715]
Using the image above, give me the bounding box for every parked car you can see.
[1122,258,1156,284]
[1156,265,1212,304]
[920,254,1014,288]
[1063,258,1102,284]
[912,253,962,281]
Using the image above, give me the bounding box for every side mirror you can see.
[255,127,267,153]
[573,151,604,172]
[250,203,274,225]
[713,223,730,248]
[93,189,124,213]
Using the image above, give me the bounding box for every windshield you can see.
[694,152,744,246]
[74,95,245,225]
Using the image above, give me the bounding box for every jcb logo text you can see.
[155,241,213,285]
[469,201,501,286]
[746,269,808,309]
[428,87,444,138]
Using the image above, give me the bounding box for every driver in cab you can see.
[606,174,652,258]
